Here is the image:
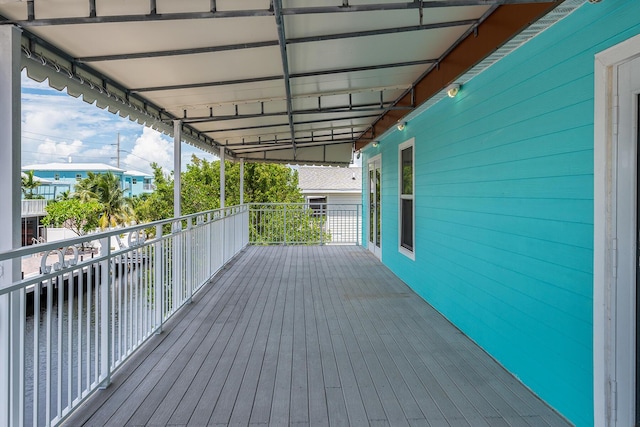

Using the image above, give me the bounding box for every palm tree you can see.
[21,170,41,199]
[94,172,133,228]
[74,172,133,228]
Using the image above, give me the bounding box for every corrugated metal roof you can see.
[298,166,361,192]
[1,1,573,165]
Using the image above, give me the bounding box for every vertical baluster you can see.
[56,272,63,419]
[77,262,83,404]
[67,264,73,412]
[33,281,41,427]
[99,236,111,389]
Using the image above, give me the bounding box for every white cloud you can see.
[20,72,215,171]
[123,127,173,173]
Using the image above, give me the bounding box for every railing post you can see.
[186,217,193,304]
[320,203,324,246]
[154,224,163,334]
[172,221,182,312]
[283,204,287,245]
[357,204,361,246]
[99,236,111,389]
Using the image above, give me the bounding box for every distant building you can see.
[298,166,362,243]
[122,170,155,198]
[21,162,154,200]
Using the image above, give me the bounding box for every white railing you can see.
[21,199,47,216]
[0,205,249,427]
[248,203,361,245]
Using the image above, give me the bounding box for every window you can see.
[399,139,414,259]
[308,197,327,217]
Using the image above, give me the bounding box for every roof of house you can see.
[22,163,125,173]
[20,172,52,184]
[124,170,153,177]
[298,167,362,193]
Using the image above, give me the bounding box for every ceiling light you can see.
[447,83,461,98]
[397,122,406,131]
[372,142,379,148]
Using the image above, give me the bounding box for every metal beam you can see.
[131,58,434,93]
[286,19,476,44]
[0,0,556,26]
[272,0,296,157]
[75,20,472,63]
[223,130,370,147]
[232,138,356,154]
[201,113,381,134]
[77,40,280,62]
[178,102,409,124]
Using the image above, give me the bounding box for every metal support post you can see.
[173,120,182,218]
[239,158,244,205]
[0,25,23,427]
[220,149,225,209]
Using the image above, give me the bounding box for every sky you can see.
[20,71,216,175]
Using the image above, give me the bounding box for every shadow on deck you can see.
[64,246,570,427]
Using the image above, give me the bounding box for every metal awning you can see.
[0,0,562,165]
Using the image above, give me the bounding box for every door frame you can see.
[367,154,382,259]
[594,32,640,426]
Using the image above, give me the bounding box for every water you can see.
[22,262,156,427]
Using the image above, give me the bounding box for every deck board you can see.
[64,246,572,427]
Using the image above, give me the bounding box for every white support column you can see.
[239,158,244,205]
[173,120,182,218]
[0,25,24,427]
[219,149,225,209]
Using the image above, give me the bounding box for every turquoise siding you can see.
[363,2,640,425]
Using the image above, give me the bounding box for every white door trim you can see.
[594,32,640,427]
[367,154,382,259]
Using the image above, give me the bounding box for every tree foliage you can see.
[134,156,305,222]
[133,157,326,244]
[21,170,43,199]
[41,199,102,237]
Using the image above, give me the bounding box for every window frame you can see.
[398,138,415,260]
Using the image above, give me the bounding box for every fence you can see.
[21,199,47,216]
[0,205,248,427]
[248,203,361,245]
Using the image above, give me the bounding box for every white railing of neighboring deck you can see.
[0,205,249,427]
[248,203,361,245]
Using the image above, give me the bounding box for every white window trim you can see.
[594,32,640,427]
[398,138,415,260]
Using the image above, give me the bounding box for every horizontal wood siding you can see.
[363,2,640,425]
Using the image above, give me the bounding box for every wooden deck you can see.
[64,246,571,427]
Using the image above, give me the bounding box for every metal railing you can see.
[0,205,249,427]
[248,203,361,245]
[21,199,47,216]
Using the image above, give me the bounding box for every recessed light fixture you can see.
[397,122,407,131]
[372,142,379,148]
[447,83,461,98]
